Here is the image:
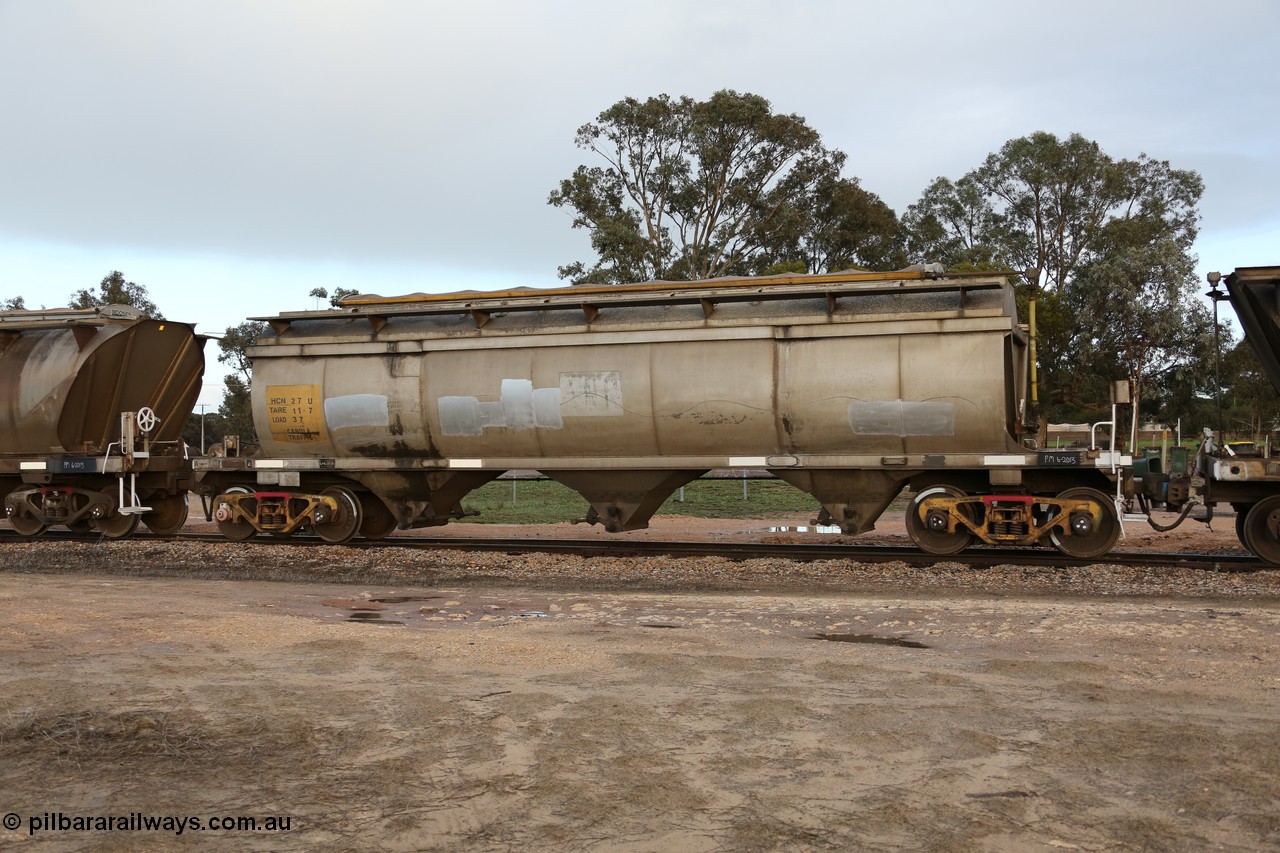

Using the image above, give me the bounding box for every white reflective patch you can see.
[983,455,1028,466]
[501,379,536,430]
[559,371,623,416]
[729,456,768,467]
[849,401,955,436]
[533,387,564,429]
[324,394,390,431]
[438,380,565,436]
[449,458,484,468]
[253,459,286,469]
[20,461,45,470]
[438,396,482,436]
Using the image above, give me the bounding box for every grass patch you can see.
[458,478,822,525]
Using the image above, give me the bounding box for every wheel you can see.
[1241,497,1280,564]
[8,509,48,537]
[63,495,94,534]
[906,486,974,555]
[1048,487,1120,559]
[358,494,397,540]
[1235,507,1251,550]
[316,486,362,544]
[143,494,189,536]
[214,487,257,542]
[93,512,140,540]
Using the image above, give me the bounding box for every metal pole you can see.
[1207,273,1227,446]
[1024,267,1042,411]
[1029,295,1038,406]
[1214,293,1223,442]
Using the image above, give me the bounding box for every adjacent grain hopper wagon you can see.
[0,304,205,538]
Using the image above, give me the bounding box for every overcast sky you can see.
[2,0,1277,405]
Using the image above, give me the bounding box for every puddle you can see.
[767,525,843,534]
[369,595,440,604]
[346,612,404,626]
[810,633,929,649]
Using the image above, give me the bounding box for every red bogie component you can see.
[982,495,1034,506]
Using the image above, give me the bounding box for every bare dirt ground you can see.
[1,514,1278,851]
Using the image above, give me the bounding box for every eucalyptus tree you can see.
[69,270,163,318]
[550,90,901,282]
[215,320,270,445]
[903,131,1205,423]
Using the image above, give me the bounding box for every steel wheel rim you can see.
[8,510,48,537]
[1241,497,1280,565]
[93,512,140,540]
[1235,507,1251,550]
[143,494,189,536]
[358,494,397,540]
[1048,487,1119,559]
[215,488,257,542]
[316,486,362,544]
[906,485,974,555]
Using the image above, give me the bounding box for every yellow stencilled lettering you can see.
[265,385,327,443]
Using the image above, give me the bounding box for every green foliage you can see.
[549,90,902,283]
[217,374,257,446]
[212,321,269,446]
[182,409,232,454]
[308,287,359,307]
[1061,216,1212,422]
[69,271,163,318]
[2,295,26,310]
[656,478,821,518]
[769,173,908,272]
[217,321,269,382]
[758,260,808,276]
[1222,339,1280,441]
[903,131,1205,423]
[459,478,820,525]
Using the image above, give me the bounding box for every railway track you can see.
[2,528,1265,572]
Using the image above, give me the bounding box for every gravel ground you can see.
[2,511,1277,600]
[3,514,1278,851]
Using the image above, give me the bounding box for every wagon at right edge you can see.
[1180,265,1280,564]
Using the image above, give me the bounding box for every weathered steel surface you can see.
[1226,266,1280,396]
[0,305,205,455]
[247,271,1028,468]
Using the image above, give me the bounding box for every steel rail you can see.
[2,528,1264,572]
